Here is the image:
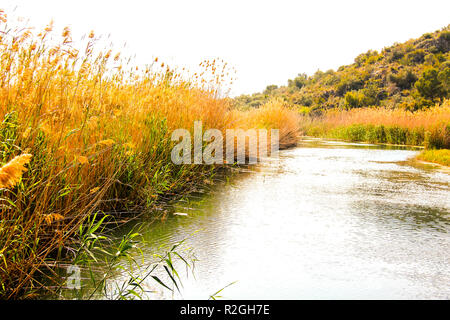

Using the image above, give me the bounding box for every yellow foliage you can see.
[89,187,100,194]
[0,154,33,189]
[318,100,450,130]
[44,213,64,225]
[0,11,298,298]
[417,149,450,166]
[231,99,300,149]
[76,156,89,165]
[98,139,115,147]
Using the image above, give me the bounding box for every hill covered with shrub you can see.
[234,25,450,114]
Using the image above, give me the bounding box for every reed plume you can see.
[0,9,298,298]
[0,154,32,189]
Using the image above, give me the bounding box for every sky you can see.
[1,0,449,96]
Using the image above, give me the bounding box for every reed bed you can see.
[0,11,299,299]
[301,101,450,148]
[231,99,300,150]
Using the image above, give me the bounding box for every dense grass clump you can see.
[231,99,301,149]
[0,12,299,298]
[417,149,450,166]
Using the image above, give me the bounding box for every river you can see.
[83,138,450,299]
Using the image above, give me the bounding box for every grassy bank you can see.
[300,103,450,149]
[416,149,450,166]
[0,14,299,298]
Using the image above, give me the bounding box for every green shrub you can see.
[389,69,418,90]
[408,127,425,146]
[425,124,450,149]
[364,125,386,143]
[385,126,408,144]
[417,149,450,166]
[415,68,446,100]
[403,49,426,65]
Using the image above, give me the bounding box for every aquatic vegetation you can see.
[231,99,300,150]
[417,149,450,166]
[59,214,197,300]
[299,101,450,165]
[0,11,298,298]
[232,24,449,153]
[300,101,450,148]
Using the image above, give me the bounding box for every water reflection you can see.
[105,138,450,299]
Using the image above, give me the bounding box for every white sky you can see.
[1,0,449,96]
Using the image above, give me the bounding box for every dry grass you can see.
[301,101,450,148]
[311,101,450,130]
[0,12,229,298]
[0,11,298,298]
[231,99,300,150]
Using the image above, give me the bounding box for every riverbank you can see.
[95,138,450,299]
[416,149,450,167]
[0,17,299,299]
[300,103,449,147]
[299,104,450,166]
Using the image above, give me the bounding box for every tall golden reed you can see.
[312,100,450,130]
[0,9,299,298]
[0,154,32,189]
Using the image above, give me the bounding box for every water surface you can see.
[109,138,450,299]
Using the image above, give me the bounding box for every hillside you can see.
[234,25,450,114]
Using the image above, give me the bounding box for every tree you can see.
[438,66,450,96]
[264,85,278,94]
[415,68,445,100]
[389,69,417,90]
[288,73,308,89]
[343,90,365,108]
[403,49,425,65]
